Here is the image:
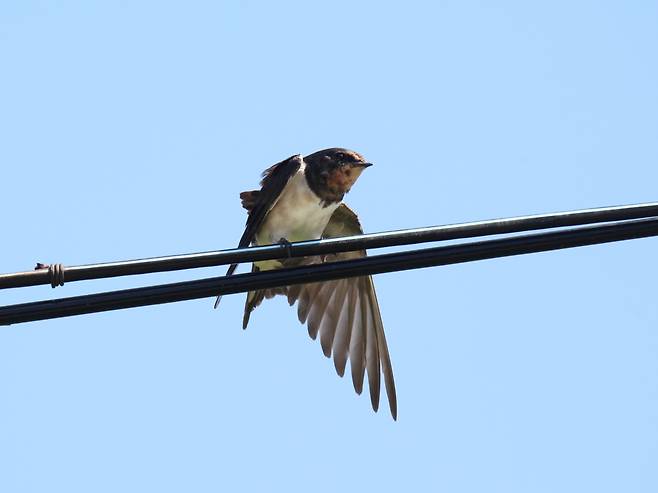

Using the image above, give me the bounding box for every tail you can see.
[242,287,265,329]
[213,263,239,308]
[242,286,287,329]
[240,265,289,329]
[242,265,265,329]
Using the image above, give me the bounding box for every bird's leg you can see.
[277,238,328,266]
[278,237,293,258]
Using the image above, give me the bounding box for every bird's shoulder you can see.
[259,153,304,189]
[234,154,303,248]
[323,203,364,238]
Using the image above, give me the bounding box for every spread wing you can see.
[279,204,398,419]
[213,154,302,308]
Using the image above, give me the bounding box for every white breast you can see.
[256,165,339,246]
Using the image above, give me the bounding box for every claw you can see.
[278,237,293,258]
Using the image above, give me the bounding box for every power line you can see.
[1,216,657,325]
[2,201,658,290]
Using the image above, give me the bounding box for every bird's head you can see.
[305,148,373,200]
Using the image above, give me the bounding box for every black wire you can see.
[2,201,658,290]
[2,217,657,326]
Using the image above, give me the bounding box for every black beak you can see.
[361,162,373,168]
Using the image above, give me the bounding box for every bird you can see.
[215,148,397,419]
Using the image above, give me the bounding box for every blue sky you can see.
[1,1,657,491]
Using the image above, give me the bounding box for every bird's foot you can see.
[278,237,293,258]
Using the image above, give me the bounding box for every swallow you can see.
[215,148,397,419]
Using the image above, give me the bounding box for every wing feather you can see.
[319,279,348,357]
[215,155,302,309]
[349,288,366,395]
[333,280,356,377]
[297,282,322,325]
[363,277,381,413]
[235,202,398,418]
[366,276,398,420]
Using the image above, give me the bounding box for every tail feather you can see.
[241,265,263,329]
[243,288,265,329]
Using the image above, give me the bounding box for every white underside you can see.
[255,164,339,269]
